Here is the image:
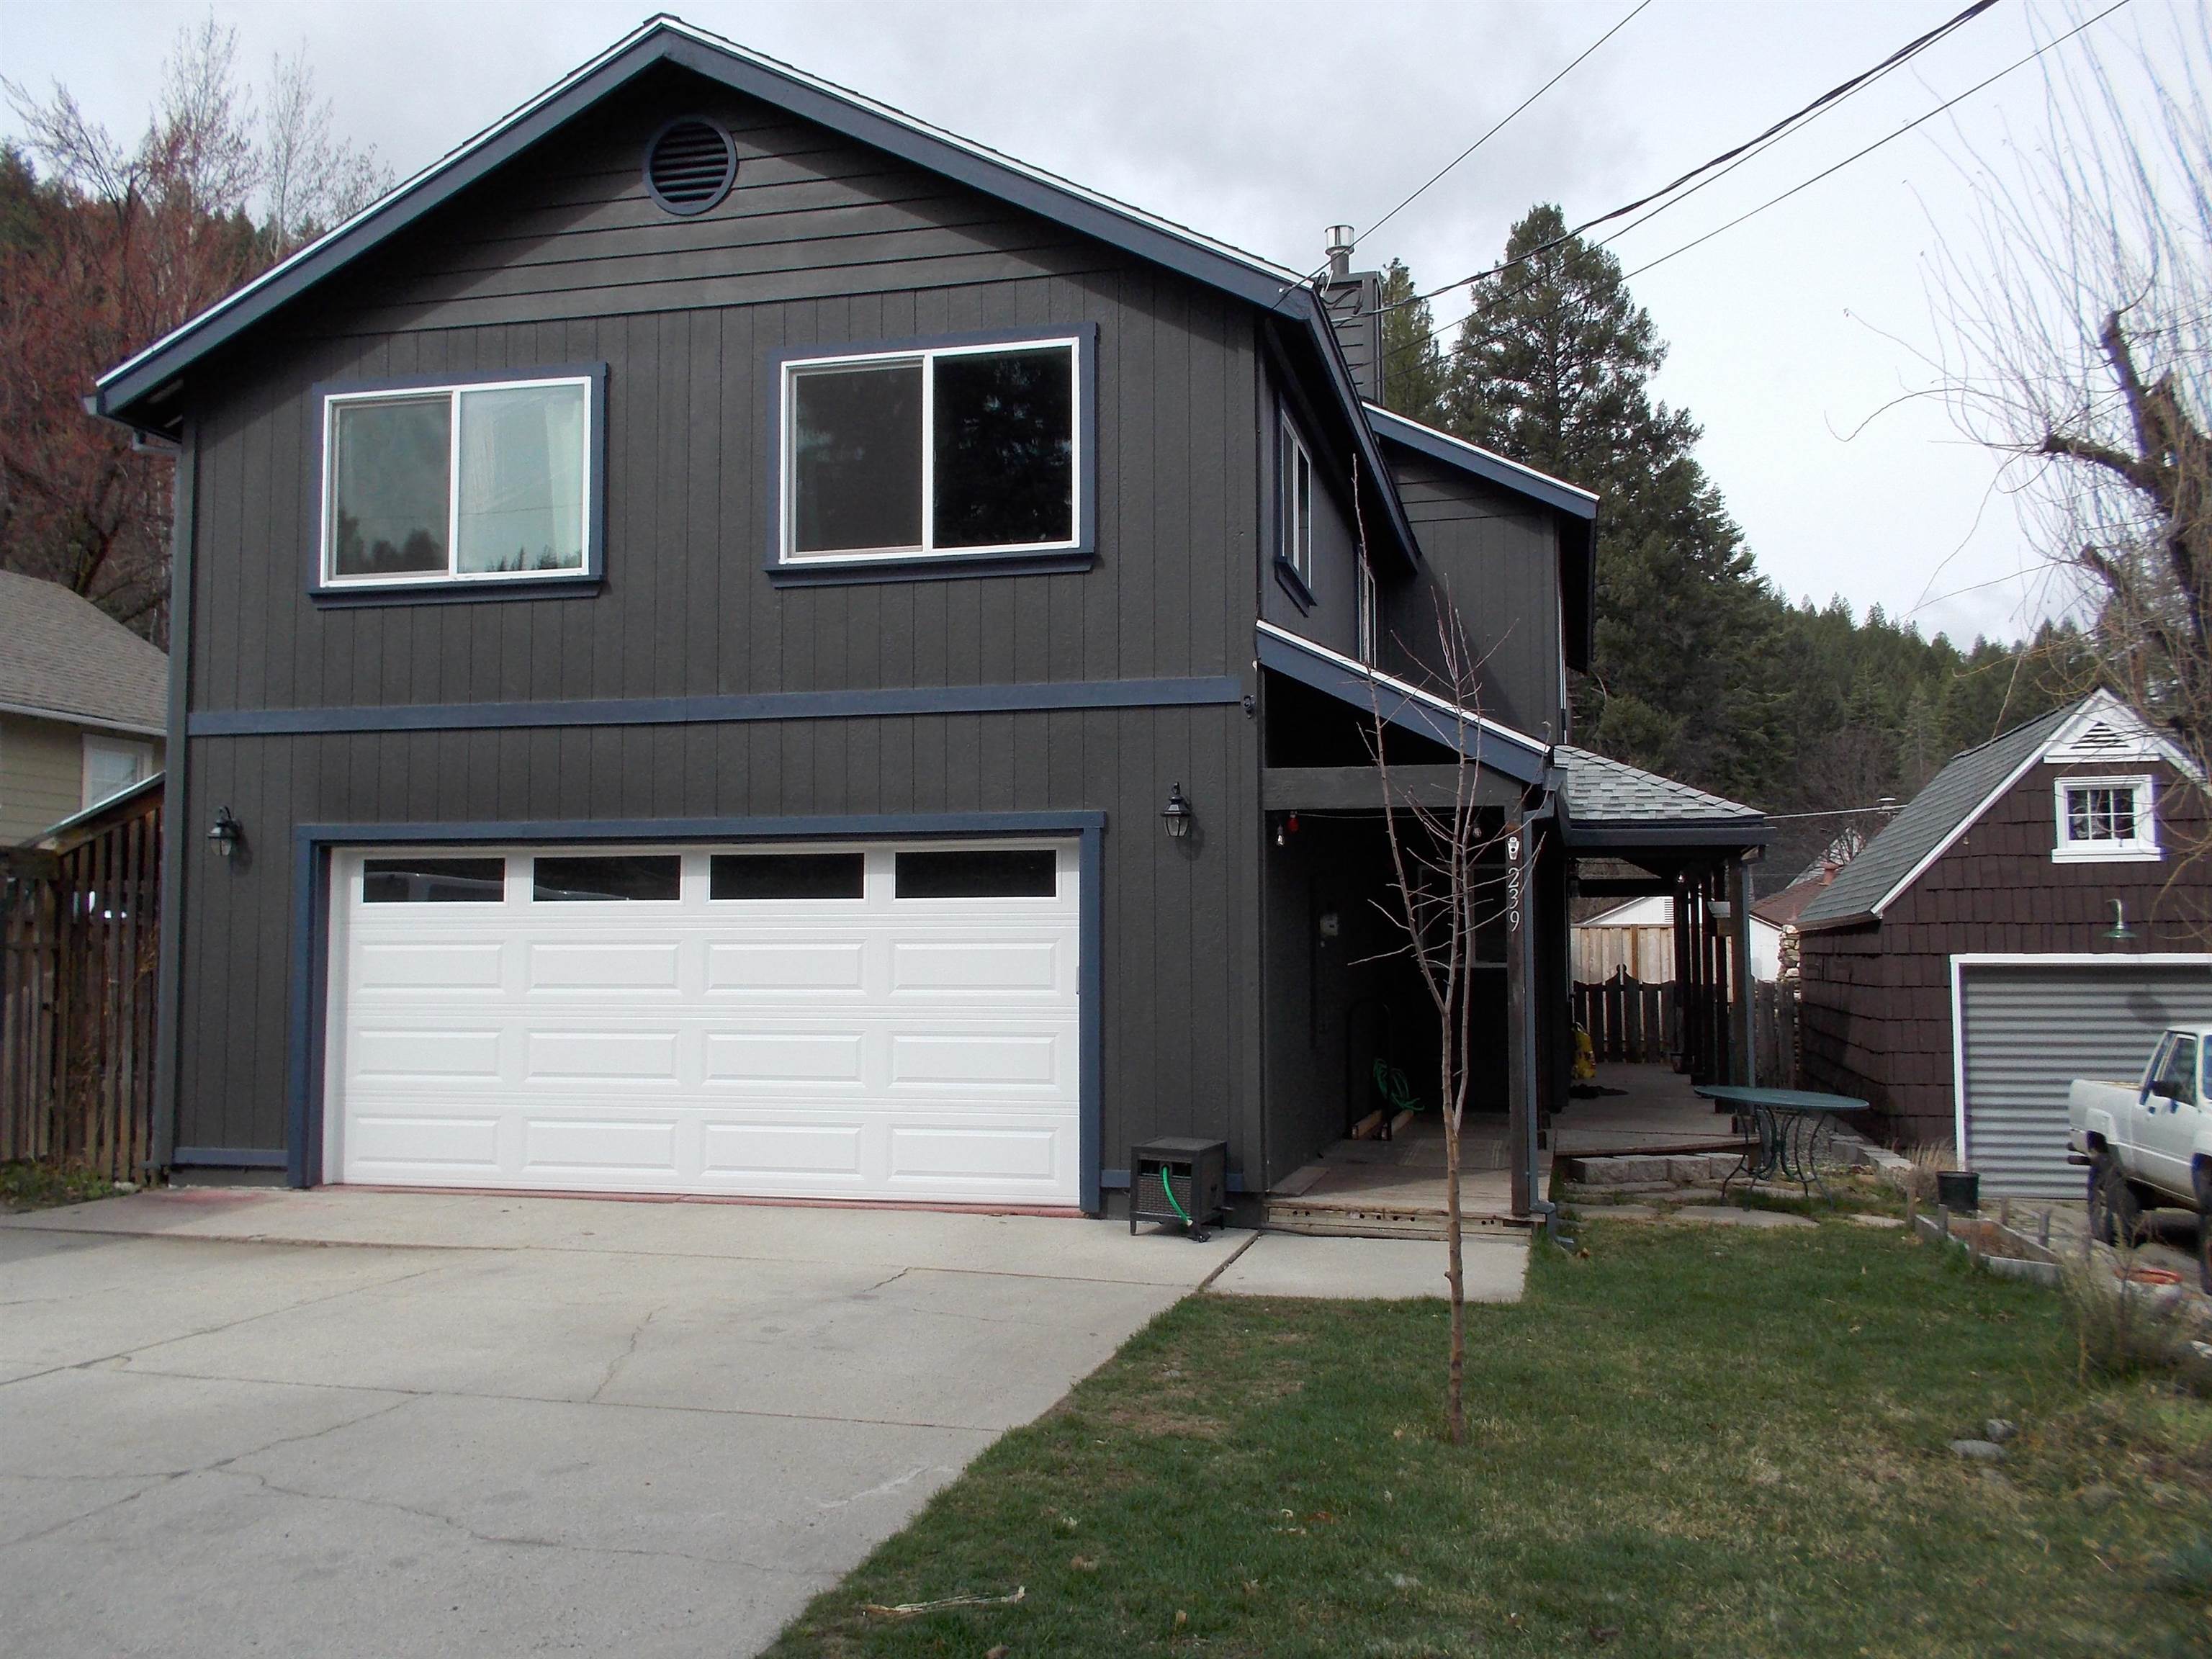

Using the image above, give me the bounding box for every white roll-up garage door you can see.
[322,840,1082,1205]
[1956,956,2212,1197]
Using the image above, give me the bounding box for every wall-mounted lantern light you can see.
[1161,783,1193,841]
[2103,899,2138,945]
[207,806,243,860]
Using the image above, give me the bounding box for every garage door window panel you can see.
[363,856,507,903]
[710,852,866,900]
[894,848,1057,898]
[531,855,682,902]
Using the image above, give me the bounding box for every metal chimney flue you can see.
[1324,224,1354,283]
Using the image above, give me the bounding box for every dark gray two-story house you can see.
[94,18,1767,1220]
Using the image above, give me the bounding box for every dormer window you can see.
[2053,774,2159,862]
[775,331,1087,570]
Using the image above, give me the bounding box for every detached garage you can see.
[1953,956,2212,1197]
[320,840,1085,1206]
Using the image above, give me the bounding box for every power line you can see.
[1384,0,2003,319]
[1386,0,2126,372]
[1614,0,2132,284]
[1350,1,1650,258]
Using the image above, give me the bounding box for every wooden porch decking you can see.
[1262,1064,1742,1237]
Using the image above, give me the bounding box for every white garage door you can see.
[1957,956,2212,1197]
[322,840,1081,1205]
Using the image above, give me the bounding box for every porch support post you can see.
[1730,856,1755,1085]
[1670,873,1691,1072]
[1506,812,1530,1217]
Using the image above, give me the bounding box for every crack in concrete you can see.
[0,1263,457,1395]
[0,1395,413,1554]
[814,1463,949,1511]
[588,1305,667,1403]
[207,1466,819,1575]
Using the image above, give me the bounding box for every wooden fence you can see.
[1575,974,1802,1086]
[1575,976,1674,1064]
[1,787,162,1178]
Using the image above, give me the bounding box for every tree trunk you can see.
[1443,1100,1465,1444]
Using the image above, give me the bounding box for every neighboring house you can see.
[1573,894,1782,983]
[0,571,167,842]
[1797,690,2211,1194]
[89,17,1766,1210]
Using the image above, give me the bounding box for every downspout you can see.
[148,419,192,1174]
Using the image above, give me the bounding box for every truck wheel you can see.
[2089,1153,2138,1246]
[2198,1169,2212,1295]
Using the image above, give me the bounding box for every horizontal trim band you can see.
[191,676,1246,737]
[174,1146,288,1169]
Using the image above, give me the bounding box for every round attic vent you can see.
[644,117,736,215]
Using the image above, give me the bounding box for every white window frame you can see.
[318,374,597,590]
[81,734,153,811]
[2051,773,2159,863]
[1355,555,1378,665]
[777,335,1085,566]
[1279,413,1313,587]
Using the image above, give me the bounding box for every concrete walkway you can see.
[0,1190,1244,1659]
[1210,1231,1529,1300]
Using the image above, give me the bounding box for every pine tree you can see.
[1439,204,1784,803]
[1376,259,1449,427]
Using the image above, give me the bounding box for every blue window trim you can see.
[764,324,1099,584]
[307,362,608,606]
[285,811,1107,1213]
[1272,557,1316,614]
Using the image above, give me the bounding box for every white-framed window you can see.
[319,374,596,589]
[778,335,1082,565]
[1279,414,1313,587]
[82,734,153,811]
[2052,773,2159,862]
[1356,554,1378,665]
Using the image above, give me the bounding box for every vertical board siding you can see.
[1382,451,1561,739]
[176,705,1264,1185]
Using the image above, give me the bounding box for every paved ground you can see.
[1211,1231,1529,1299]
[0,1190,1251,1658]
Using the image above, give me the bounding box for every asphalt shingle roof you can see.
[1556,745,1763,826]
[1797,701,2081,927]
[0,571,168,732]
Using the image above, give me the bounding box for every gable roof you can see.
[1556,745,1766,848]
[1796,691,2171,930]
[0,572,168,736]
[90,14,1417,565]
[1364,404,1599,673]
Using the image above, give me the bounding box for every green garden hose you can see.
[1159,1166,1192,1223]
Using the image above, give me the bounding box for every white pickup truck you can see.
[2069,1027,2212,1288]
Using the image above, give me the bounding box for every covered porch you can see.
[1252,626,1770,1231]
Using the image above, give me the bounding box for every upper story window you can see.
[1279,415,1313,588]
[318,370,602,594]
[778,333,1085,568]
[2053,773,2159,862]
[1356,555,1377,665]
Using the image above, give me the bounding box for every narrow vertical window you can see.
[1356,556,1378,665]
[1280,415,1313,587]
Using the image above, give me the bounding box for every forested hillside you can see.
[1375,207,2089,884]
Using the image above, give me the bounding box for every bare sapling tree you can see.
[1928,6,2212,793]
[1366,594,1521,1446]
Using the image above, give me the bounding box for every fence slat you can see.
[0,793,162,1177]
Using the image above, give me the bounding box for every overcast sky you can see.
[0,0,2179,645]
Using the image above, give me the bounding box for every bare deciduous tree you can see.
[1,19,391,640]
[1928,6,2212,783]
[1368,599,1521,1446]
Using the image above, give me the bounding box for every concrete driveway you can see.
[0,1190,1244,1658]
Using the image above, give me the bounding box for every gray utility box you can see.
[1128,1137,1228,1238]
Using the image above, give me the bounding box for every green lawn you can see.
[766,1220,2212,1659]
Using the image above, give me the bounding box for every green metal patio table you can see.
[1694,1085,1870,1201]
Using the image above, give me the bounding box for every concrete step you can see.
[1559,1151,1746,1187]
[1262,1200,1529,1240]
